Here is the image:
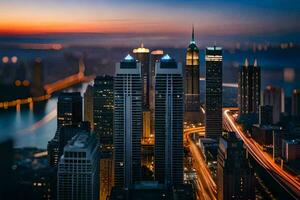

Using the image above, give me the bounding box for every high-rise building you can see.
[238,58,261,116]
[31,57,45,97]
[154,54,183,186]
[84,85,94,130]
[57,131,99,200]
[259,105,273,125]
[205,46,223,138]
[263,86,285,123]
[133,43,150,110]
[114,54,142,188]
[47,92,82,167]
[184,27,200,123]
[292,89,300,118]
[217,132,255,200]
[93,75,114,150]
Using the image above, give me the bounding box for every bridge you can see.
[0,57,95,110]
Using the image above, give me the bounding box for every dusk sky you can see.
[1,0,300,44]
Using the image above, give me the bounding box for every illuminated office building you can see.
[217,132,255,200]
[154,54,183,185]
[263,86,285,123]
[57,131,99,200]
[185,27,200,123]
[47,92,82,167]
[238,58,261,116]
[205,46,223,138]
[114,54,142,188]
[93,75,114,150]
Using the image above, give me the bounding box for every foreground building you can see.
[205,46,223,138]
[217,132,255,200]
[114,54,142,188]
[154,54,183,185]
[57,131,99,200]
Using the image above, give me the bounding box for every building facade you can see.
[114,54,142,188]
[205,47,223,138]
[217,132,255,200]
[154,54,183,185]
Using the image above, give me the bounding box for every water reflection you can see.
[0,83,88,149]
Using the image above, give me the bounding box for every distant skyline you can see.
[0,0,300,46]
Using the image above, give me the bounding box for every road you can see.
[184,127,217,200]
[224,109,300,199]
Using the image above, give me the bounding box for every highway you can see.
[224,109,300,199]
[184,126,217,200]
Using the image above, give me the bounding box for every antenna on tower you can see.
[192,25,195,42]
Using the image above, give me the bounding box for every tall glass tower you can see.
[154,54,183,186]
[114,54,142,188]
[205,46,223,138]
[93,75,114,150]
[185,27,200,112]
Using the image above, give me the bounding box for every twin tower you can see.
[114,27,223,188]
[114,53,183,188]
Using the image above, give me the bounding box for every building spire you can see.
[253,58,258,67]
[192,25,195,42]
[244,58,249,67]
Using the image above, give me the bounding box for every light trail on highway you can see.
[184,127,217,200]
[224,109,300,199]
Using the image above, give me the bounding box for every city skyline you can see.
[0,2,300,199]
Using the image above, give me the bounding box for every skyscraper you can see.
[217,132,255,200]
[205,46,223,138]
[57,131,99,200]
[154,54,183,185]
[84,85,94,130]
[92,76,114,199]
[93,75,114,150]
[263,86,285,123]
[114,54,142,188]
[292,89,300,118]
[47,92,82,167]
[238,58,261,116]
[185,26,200,123]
